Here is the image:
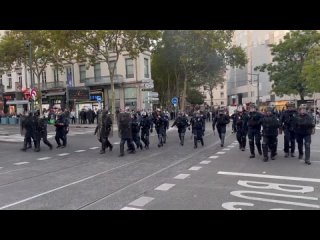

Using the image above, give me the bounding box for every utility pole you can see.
[248,72,260,109]
[26,41,34,111]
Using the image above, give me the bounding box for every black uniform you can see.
[190,114,205,148]
[37,116,53,151]
[95,111,113,154]
[213,113,230,147]
[140,114,153,149]
[153,113,167,147]
[31,114,41,152]
[131,114,143,150]
[235,112,247,151]
[20,113,34,151]
[280,109,298,157]
[55,114,67,148]
[244,111,264,157]
[231,113,237,133]
[171,115,189,146]
[118,112,135,156]
[261,113,280,161]
[294,113,315,164]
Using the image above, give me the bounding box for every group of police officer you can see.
[20,108,69,152]
[232,102,315,165]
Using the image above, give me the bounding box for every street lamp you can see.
[248,72,260,109]
[25,41,34,111]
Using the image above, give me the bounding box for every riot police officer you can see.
[213,107,230,147]
[190,111,205,148]
[261,107,281,161]
[231,110,237,134]
[294,104,315,165]
[171,112,189,146]
[36,110,53,151]
[140,111,153,149]
[234,106,247,151]
[118,107,135,157]
[54,109,67,148]
[280,101,298,158]
[244,104,263,158]
[20,111,34,151]
[131,112,143,150]
[153,108,167,148]
[95,110,113,154]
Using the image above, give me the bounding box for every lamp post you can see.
[25,41,34,111]
[248,72,260,109]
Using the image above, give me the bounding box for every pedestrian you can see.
[212,107,230,147]
[70,109,76,124]
[294,104,315,165]
[261,107,281,161]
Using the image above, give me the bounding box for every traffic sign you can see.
[171,97,178,105]
[30,88,37,100]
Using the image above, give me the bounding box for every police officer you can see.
[163,111,170,144]
[20,111,34,151]
[280,101,298,158]
[118,107,135,157]
[294,104,315,165]
[35,110,53,151]
[140,111,153,149]
[54,109,67,148]
[190,111,205,148]
[131,112,143,150]
[213,107,230,147]
[244,104,263,158]
[234,106,247,151]
[261,107,280,161]
[171,112,189,146]
[153,108,167,148]
[95,110,113,154]
[231,110,237,134]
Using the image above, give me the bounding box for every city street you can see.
[0,123,320,210]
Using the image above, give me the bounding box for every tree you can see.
[186,88,205,105]
[65,30,161,123]
[302,46,320,92]
[255,30,320,100]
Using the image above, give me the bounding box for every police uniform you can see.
[118,109,135,157]
[234,107,247,151]
[213,108,230,147]
[171,112,189,146]
[55,111,67,148]
[153,109,167,148]
[131,113,143,150]
[95,110,113,154]
[140,112,153,149]
[36,111,53,151]
[190,112,205,148]
[20,112,34,151]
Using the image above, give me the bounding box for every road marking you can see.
[37,157,51,161]
[57,153,70,156]
[228,145,235,148]
[13,162,29,165]
[299,160,320,163]
[89,147,100,150]
[200,160,211,165]
[218,171,320,183]
[174,174,190,179]
[0,167,2,170]
[121,206,143,210]
[222,148,230,151]
[155,183,175,191]
[128,196,154,207]
[189,166,202,171]
[74,150,86,153]
[209,156,219,159]
[217,152,226,154]
[113,142,120,145]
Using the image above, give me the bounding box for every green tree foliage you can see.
[255,30,320,100]
[302,46,320,92]
[186,89,205,105]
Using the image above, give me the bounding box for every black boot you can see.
[119,143,124,157]
[181,136,184,146]
[100,149,106,154]
[299,154,303,159]
[285,152,289,158]
[263,157,268,162]
[201,138,204,146]
[109,145,113,151]
[249,153,255,158]
[21,139,28,151]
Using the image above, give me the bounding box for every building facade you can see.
[199,82,227,108]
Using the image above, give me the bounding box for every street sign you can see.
[30,88,37,100]
[171,97,178,105]
[149,97,159,101]
[144,82,154,89]
[149,92,159,97]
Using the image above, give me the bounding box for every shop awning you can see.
[6,100,29,105]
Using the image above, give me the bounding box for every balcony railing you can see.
[84,75,124,87]
[39,81,66,90]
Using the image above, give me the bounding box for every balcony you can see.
[84,75,124,87]
[40,81,66,90]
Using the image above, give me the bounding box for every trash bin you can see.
[9,118,17,125]
[1,117,9,125]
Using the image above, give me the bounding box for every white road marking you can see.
[209,156,219,159]
[57,153,70,156]
[89,147,100,150]
[0,167,2,170]
[217,152,226,154]
[218,171,320,183]
[189,166,202,171]
[128,196,154,207]
[174,174,190,179]
[155,183,175,191]
[74,150,86,153]
[228,145,235,148]
[121,206,143,210]
[37,157,51,161]
[113,142,120,145]
[200,160,211,165]
[13,162,29,165]
[222,148,230,151]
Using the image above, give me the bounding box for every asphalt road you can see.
[0,121,319,210]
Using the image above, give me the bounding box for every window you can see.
[251,91,254,97]
[125,87,137,107]
[144,58,149,78]
[220,85,224,89]
[94,63,101,81]
[220,92,224,98]
[18,73,22,86]
[109,61,117,75]
[221,101,224,105]
[7,74,12,89]
[53,68,59,82]
[79,65,86,83]
[41,71,47,83]
[125,59,134,78]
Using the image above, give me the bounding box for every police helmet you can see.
[299,104,307,110]
[286,101,295,108]
[141,111,147,117]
